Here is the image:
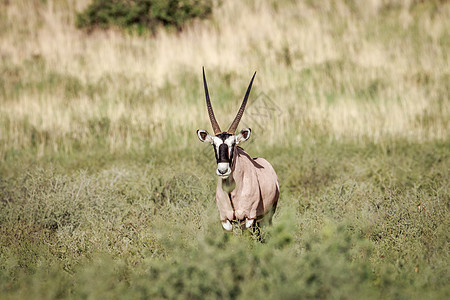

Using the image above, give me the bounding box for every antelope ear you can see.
[197,129,213,143]
[236,128,251,144]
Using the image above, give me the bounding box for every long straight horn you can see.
[203,67,222,135]
[227,72,256,134]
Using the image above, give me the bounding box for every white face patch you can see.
[216,163,231,178]
[224,136,235,158]
[212,136,223,153]
[217,162,229,173]
[224,135,235,146]
[212,136,223,145]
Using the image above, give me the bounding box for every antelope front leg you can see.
[221,220,233,231]
[217,180,235,232]
[245,218,254,228]
[244,193,260,228]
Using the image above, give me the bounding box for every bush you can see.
[76,0,213,33]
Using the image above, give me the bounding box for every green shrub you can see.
[76,0,213,33]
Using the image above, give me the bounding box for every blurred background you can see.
[1,0,448,157]
[0,1,448,299]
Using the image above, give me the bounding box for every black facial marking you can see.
[218,144,229,163]
[228,141,236,166]
[211,144,219,162]
[216,132,232,140]
[212,132,236,164]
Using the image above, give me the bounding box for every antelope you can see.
[197,68,279,232]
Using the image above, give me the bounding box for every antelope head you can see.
[197,68,255,179]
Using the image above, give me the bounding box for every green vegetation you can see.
[76,0,213,33]
[1,141,448,299]
[0,0,449,299]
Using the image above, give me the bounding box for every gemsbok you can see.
[197,68,279,232]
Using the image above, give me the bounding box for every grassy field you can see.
[0,0,449,299]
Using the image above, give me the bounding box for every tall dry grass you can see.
[0,0,449,157]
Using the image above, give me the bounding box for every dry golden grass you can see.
[0,2,449,298]
[0,0,449,156]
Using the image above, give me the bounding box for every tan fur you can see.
[216,147,279,225]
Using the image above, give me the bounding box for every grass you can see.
[0,0,449,299]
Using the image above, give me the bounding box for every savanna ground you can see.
[0,0,449,299]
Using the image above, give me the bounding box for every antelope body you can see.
[197,68,279,231]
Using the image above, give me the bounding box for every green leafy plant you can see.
[76,0,213,33]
